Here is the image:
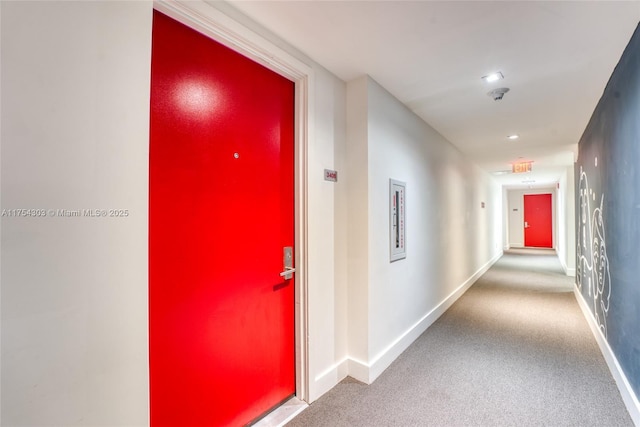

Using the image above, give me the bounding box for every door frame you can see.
[153,0,312,402]
[505,187,557,250]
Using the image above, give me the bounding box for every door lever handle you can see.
[280,267,296,277]
[280,267,296,280]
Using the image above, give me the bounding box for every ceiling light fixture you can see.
[507,134,519,140]
[482,71,504,83]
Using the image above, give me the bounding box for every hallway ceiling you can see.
[225,1,640,187]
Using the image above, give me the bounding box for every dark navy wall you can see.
[576,24,640,398]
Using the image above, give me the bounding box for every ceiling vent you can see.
[488,87,510,101]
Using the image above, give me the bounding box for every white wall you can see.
[502,189,510,250]
[346,76,503,383]
[508,190,525,247]
[345,77,370,377]
[332,71,349,389]
[557,165,576,275]
[306,66,349,399]
[1,2,153,425]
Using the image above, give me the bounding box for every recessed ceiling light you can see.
[507,134,519,140]
[482,71,504,83]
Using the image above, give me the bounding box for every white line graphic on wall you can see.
[576,165,611,338]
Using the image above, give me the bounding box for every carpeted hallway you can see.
[287,249,633,426]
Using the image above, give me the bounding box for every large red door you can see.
[149,11,295,426]
[524,194,553,248]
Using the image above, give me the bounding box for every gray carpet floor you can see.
[287,249,633,426]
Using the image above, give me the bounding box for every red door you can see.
[524,194,553,248]
[149,11,295,426]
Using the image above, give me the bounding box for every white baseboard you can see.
[559,255,567,273]
[573,286,640,425]
[310,356,349,402]
[346,357,369,384]
[558,255,576,277]
[349,251,503,385]
[311,356,370,392]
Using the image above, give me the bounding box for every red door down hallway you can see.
[524,193,553,248]
[149,11,296,426]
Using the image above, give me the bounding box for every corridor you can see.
[3,3,640,425]
[286,250,632,426]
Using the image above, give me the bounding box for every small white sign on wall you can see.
[390,179,406,262]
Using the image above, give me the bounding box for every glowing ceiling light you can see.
[507,134,519,140]
[482,71,504,83]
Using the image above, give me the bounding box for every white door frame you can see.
[506,188,557,250]
[153,0,312,402]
